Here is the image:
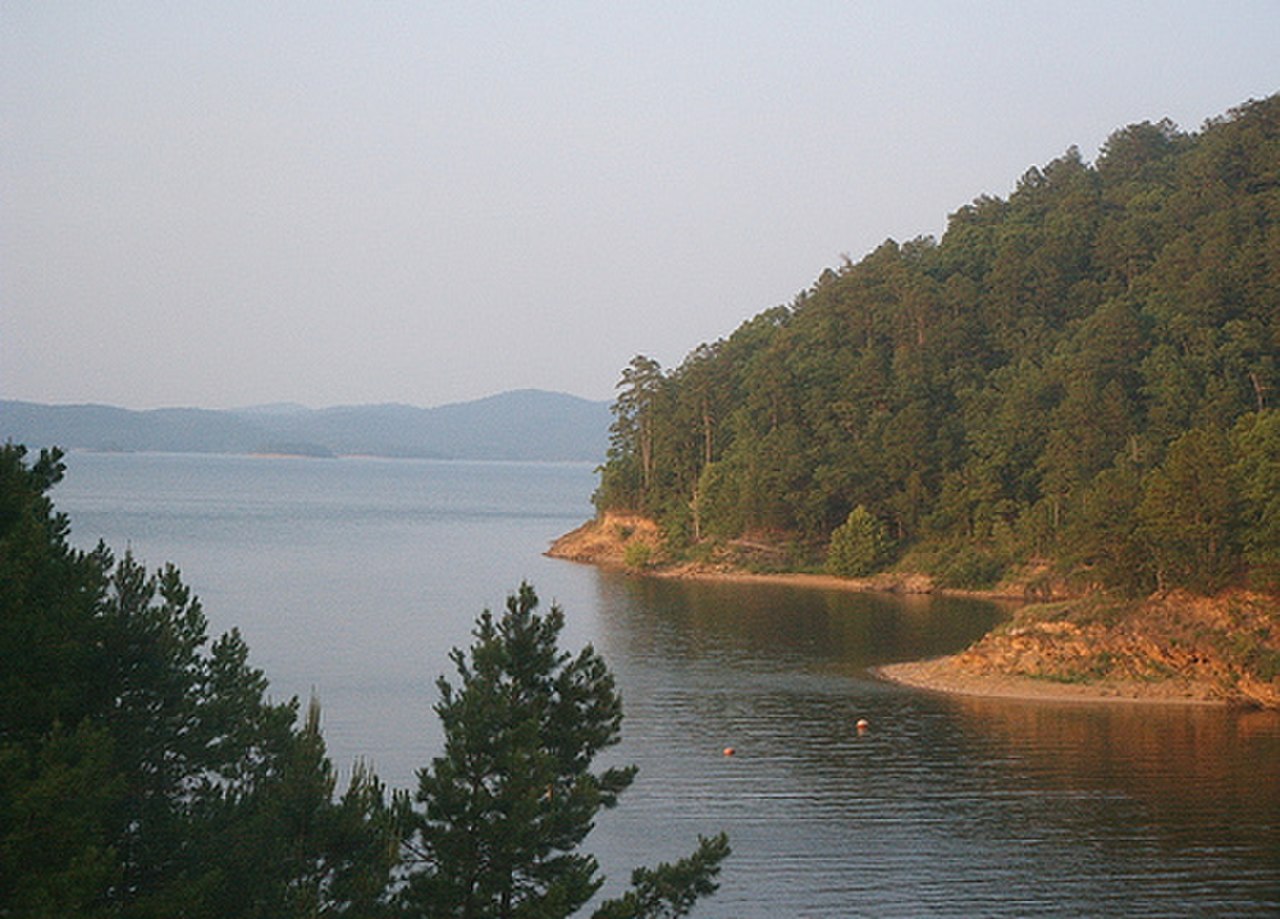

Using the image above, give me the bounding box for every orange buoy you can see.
[722,746,736,757]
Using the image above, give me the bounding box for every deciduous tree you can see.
[826,505,890,578]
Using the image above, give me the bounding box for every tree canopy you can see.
[0,444,399,917]
[594,95,1280,596]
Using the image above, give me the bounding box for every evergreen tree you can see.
[0,445,398,917]
[1231,410,1280,591]
[399,583,728,918]
[600,356,666,511]
[826,506,890,577]
[589,93,1280,597]
[1138,427,1240,593]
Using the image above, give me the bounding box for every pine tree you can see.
[399,583,728,918]
[0,445,399,917]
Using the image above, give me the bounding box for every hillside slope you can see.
[595,94,1280,598]
[1,389,610,462]
[881,590,1279,708]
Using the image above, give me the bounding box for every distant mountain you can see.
[0,390,612,462]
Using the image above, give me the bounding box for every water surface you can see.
[56,451,1280,916]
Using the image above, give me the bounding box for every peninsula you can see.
[565,96,1279,710]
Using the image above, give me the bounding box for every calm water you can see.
[56,451,1280,916]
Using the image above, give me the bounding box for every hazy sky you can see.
[3,2,1277,410]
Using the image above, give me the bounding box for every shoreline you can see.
[547,514,1278,710]
[545,511,1036,603]
[646,563,1028,599]
[872,655,1231,707]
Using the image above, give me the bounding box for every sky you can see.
[3,2,1277,411]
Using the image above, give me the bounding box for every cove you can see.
[55,450,1280,916]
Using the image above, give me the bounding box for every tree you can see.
[605,356,666,508]
[826,505,890,577]
[0,445,124,915]
[1138,427,1239,592]
[0,445,399,917]
[1232,409,1280,591]
[587,94,1280,595]
[1062,459,1152,596]
[591,835,732,919]
[399,583,728,918]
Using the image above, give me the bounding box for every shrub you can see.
[935,543,1005,589]
[623,541,653,569]
[826,506,889,578]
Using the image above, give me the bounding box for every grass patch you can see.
[1033,653,1115,684]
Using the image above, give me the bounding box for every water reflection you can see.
[944,696,1280,890]
[585,570,1280,917]
[53,453,1280,916]
[590,571,1007,674]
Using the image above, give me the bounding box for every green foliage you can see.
[624,541,654,569]
[591,94,1280,596]
[1138,426,1239,592]
[598,355,666,513]
[592,833,731,919]
[1232,410,1280,591]
[1061,459,1153,596]
[1,447,727,916]
[932,543,1007,590]
[399,584,729,918]
[826,505,890,577]
[0,444,399,917]
[1,447,729,916]
[0,720,121,918]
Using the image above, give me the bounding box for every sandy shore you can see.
[655,564,1229,705]
[546,513,1033,601]
[644,561,1035,604]
[875,655,1229,706]
[646,567,1258,707]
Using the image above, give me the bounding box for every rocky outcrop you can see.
[546,512,666,568]
[955,590,1280,708]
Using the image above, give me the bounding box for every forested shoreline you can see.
[5,93,1279,913]
[595,95,1279,600]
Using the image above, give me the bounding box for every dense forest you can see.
[596,95,1280,597]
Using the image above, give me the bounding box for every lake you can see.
[55,451,1280,916]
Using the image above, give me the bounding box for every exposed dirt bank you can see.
[548,516,1280,709]
[897,589,1279,709]
[546,513,1008,599]
[546,512,664,566]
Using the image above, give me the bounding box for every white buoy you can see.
[856,718,870,733]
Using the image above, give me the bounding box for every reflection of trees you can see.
[589,571,1004,674]
[580,569,1279,914]
[947,697,1280,866]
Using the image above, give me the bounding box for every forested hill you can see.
[596,94,1279,597]
[0,389,611,462]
